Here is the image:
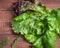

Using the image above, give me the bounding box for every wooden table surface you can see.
[0,0,60,48]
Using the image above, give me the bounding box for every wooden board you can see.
[0,0,60,48]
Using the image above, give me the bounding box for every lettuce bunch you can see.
[11,0,60,48]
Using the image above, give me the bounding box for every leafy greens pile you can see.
[11,0,60,48]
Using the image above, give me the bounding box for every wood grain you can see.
[0,0,60,48]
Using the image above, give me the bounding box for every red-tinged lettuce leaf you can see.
[19,0,46,14]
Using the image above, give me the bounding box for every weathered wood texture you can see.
[0,0,60,48]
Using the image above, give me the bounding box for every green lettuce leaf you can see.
[32,30,58,48]
[50,8,60,34]
[42,30,58,48]
[12,12,46,35]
